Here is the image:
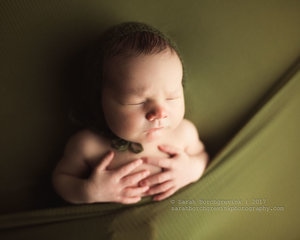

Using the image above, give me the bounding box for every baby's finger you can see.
[95,151,114,172]
[123,186,150,197]
[153,187,176,201]
[145,180,174,196]
[158,145,179,156]
[139,171,171,187]
[118,196,142,204]
[116,159,143,178]
[122,170,150,186]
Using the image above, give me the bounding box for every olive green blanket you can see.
[1,60,299,239]
[1,1,300,239]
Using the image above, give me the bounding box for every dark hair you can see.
[72,22,182,131]
[100,22,179,58]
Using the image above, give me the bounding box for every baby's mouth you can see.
[144,120,170,134]
[147,126,164,133]
[145,124,170,135]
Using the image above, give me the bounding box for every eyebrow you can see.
[124,86,148,96]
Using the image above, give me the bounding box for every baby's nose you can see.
[146,105,168,121]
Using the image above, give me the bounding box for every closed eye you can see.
[124,101,146,106]
[166,96,181,101]
[119,98,146,106]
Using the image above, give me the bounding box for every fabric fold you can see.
[1,59,300,239]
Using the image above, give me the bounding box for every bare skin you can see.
[52,50,209,204]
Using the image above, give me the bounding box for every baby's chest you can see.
[107,138,185,175]
[107,149,165,175]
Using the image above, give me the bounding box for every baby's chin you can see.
[120,124,174,144]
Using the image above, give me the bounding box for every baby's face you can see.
[101,49,184,143]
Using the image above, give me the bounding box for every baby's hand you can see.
[140,145,207,201]
[87,151,150,204]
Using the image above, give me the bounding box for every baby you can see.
[52,22,209,204]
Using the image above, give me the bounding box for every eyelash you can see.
[126,97,181,106]
[166,97,180,101]
[127,102,145,106]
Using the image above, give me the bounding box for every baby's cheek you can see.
[114,113,143,136]
[123,111,144,125]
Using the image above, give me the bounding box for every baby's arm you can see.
[140,119,209,201]
[52,130,150,204]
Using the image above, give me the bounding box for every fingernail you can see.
[106,150,112,155]
[136,159,143,164]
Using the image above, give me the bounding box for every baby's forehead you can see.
[109,80,183,98]
[106,77,148,95]
[102,51,183,90]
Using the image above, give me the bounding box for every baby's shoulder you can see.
[174,119,204,154]
[64,129,110,160]
[176,119,199,139]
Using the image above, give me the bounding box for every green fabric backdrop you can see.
[1,0,300,239]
